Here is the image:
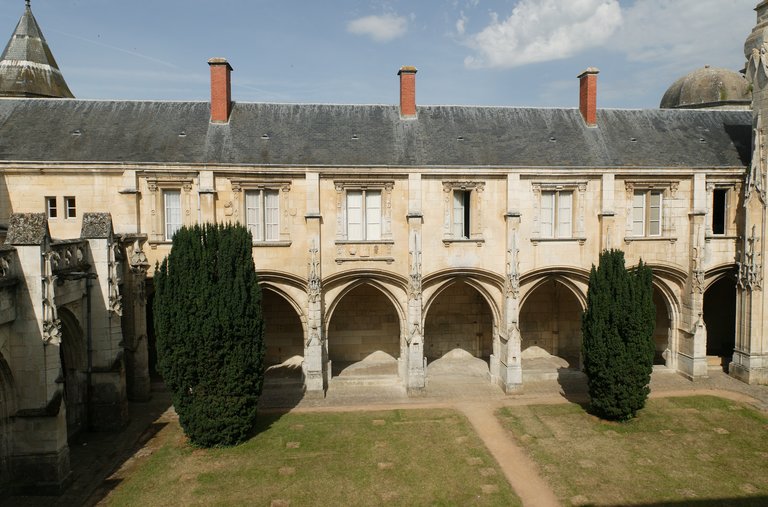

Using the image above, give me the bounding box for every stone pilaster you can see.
[81,214,128,429]
[198,170,217,223]
[303,172,326,394]
[500,211,523,393]
[405,220,426,391]
[732,7,768,384]
[120,236,151,401]
[6,213,71,491]
[599,173,616,251]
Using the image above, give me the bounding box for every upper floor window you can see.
[246,189,280,242]
[164,190,182,241]
[712,187,729,235]
[632,190,662,237]
[532,182,586,243]
[540,190,573,238]
[443,181,485,243]
[64,196,77,219]
[46,197,57,219]
[346,189,381,241]
[334,181,393,243]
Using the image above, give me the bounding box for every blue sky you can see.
[0,0,757,108]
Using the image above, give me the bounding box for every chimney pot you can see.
[578,67,599,127]
[398,66,417,119]
[209,57,233,123]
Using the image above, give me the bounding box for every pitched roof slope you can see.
[0,2,74,98]
[0,100,751,168]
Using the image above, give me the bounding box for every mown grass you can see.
[498,396,768,506]
[104,408,520,506]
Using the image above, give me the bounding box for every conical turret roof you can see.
[0,1,74,98]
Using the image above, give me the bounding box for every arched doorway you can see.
[704,276,736,370]
[424,281,493,365]
[520,279,582,369]
[652,286,671,365]
[327,284,400,378]
[262,288,304,382]
[59,308,88,439]
[0,354,13,494]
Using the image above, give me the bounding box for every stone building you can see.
[0,0,767,494]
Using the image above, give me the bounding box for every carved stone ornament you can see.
[747,42,768,88]
[690,244,704,295]
[738,225,763,291]
[307,242,321,303]
[505,234,521,299]
[408,230,422,300]
[108,240,123,316]
[746,114,767,206]
[306,325,320,347]
[42,250,62,345]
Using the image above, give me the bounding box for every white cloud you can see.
[347,14,408,43]
[611,0,754,68]
[463,0,622,68]
[456,12,467,36]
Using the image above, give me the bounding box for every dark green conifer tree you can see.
[153,223,264,446]
[581,249,655,421]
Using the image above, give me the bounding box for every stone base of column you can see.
[90,370,129,431]
[730,352,768,385]
[499,360,523,393]
[10,447,72,495]
[676,352,709,380]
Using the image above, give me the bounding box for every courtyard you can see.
[5,368,767,507]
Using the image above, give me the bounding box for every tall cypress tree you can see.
[581,250,655,421]
[154,224,264,447]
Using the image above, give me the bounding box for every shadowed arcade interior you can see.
[327,284,400,378]
[261,289,304,382]
[520,279,582,370]
[424,281,493,378]
[704,276,737,370]
[59,307,88,440]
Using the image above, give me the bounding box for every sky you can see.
[0,0,758,109]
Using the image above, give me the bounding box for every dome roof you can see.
[660,66,750,109]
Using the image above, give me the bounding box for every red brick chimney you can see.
[578,67,599,127]
[398,66,417,118]
[208,58,233,123]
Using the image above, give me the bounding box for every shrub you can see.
[581,249,655,421]
[154,224,264,446]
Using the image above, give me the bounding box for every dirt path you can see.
[457,402,561,507]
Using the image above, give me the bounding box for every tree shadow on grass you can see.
[556,367,589,408]
[604,497,768,507]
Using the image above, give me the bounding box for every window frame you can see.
[163,189,182,241]
[231,180,292,246]
[45,196,57,219]
[531,181,587,244]
[245,188,281,242]
[64,196,76,219]
[706,182,739,238]
[631,189,663,237]
[623,180,678,243]
[334,181,394,243]
[442,181,485,244]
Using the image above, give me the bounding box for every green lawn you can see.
[104,408,520,506]
[498,396,768,506]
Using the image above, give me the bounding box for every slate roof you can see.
[0,2,74,98]
[0,99,751,169]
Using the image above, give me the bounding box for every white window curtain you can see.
[649,191,662,236]
[558,192,572,238]
[453,191,468,238]
[365,191,381,240]
[246,189,280,241]
[632,192,645,236]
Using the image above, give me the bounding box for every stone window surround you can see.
[442,180,485,246]
[706,180,741,239]
[334,180,394,243]
[146,177,194,245]
[623,180,679,243]
[531,181,587,245]
[230,179,292,246]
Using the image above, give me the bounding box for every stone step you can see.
[329,375,402,387]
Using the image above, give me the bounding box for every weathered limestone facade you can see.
[0,0,767,495]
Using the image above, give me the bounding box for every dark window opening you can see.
[712,188,727,235]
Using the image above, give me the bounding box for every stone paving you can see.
[3,368,767,507]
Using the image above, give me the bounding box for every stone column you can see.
[6,214,70,492]
[81,214,128,429]
[599,173,615,251]
[303,172,326,394]
[120,236,151,401]
[732,11,768,384]
[678,173,708,379]
[198,170,217,223]
[404,173,426,391]
[500,212,523,393]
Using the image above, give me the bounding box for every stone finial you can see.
[80,212,114,239]
[6,213,49,245]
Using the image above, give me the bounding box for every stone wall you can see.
[262,290,304,365]
[520,280,582,367]
[424,282,493,360]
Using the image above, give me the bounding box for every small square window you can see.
[45,197,57,219]
[64,197,76,219]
